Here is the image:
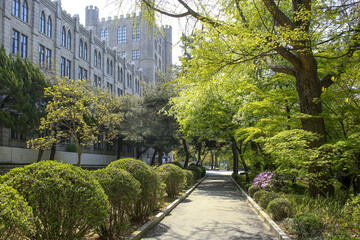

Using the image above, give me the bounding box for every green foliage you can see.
[170,161,183,168]
[157,164,187,198]
[293,213,324,238]
[64,143,77,152]
[107,158,162,222]
[198,165,206,178]
[253,190,265,203]
[233,174,250,191]
[0,161,109,240]
[0,47,48,134]
[259,191,279,209]
[343,194,360,232]
[183,169,195,187]
[248,185,261,198]
[324,231,357,240]
[187,165,202,180]
[28,78,122,166]
[92,168,141,239]
[267,198,294,221]
[0,184,35,240]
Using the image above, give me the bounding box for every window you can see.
[67,30,71,49]
[78,67,87,80]
[104,29,109,43]
[93,75,101,87]
[93,75,98,87]
[110,61,113,75]
[120,68,123,82]
[61,27,66,46]
[118,26,126,43]
[98,53,101,68]
[119,51,126,57]
[21,0,28,22]
[100,30,104,40]
[20,34,27,58]
[66,60,71,78]
[39,11,45,33]
[39,45,45,66]
[117,27,121,44]
[110,83,113,93]
[84,43,87,60]
[117,66,120,81]
[132,49,140,59]
[117,88,123,96]
[98,77,101,87]
[61,57,66,76]
[94,50,97,66]
[46,48,51,69]
[12,0,20,17]
[132,23,140,42]
[79,39,83,58]
[126,73,129,87]
[11,129,18,139]
[12,29,19,54]
[46,16,52,37]
[106,59,109,74]
[83,69,87,79]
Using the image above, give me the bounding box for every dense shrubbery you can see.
[183,169,195,187]
[157,164,187,198]
[267,198,293,220]
[253,190,265,203]
[170,161,183,168]
[293,213,324,238]
[92,168,141,239]
[0,184,35,240]
[108,158,163,222]
[198,165,206,178]
[187,165,202,180]
[343,194,360,232]
[248,185,261,198]
[0,161,109,240]
[259,191,279,209]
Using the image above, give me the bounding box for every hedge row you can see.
[0,159,205,239]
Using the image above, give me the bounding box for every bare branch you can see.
[265,57,296,76]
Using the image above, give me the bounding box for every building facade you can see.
[0,0,171,162]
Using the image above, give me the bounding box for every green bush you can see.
[0,184,35,240]
[187,165,202,180]
[289,181,308,194]
[325,231,357,240]
[259,191,279,209]
[183,169,195,187]
[0,161,109,240]
[65,143,77,152]
[92,168,141,239]
[108,158,162,222]
[170,161,183,168]
[267,198,294,220]
[294,213,324,238]
[157,164,187,198]
[343,194,360,232]
[198,165,206,177]
[248,185,261,198]
[253,190,265,203]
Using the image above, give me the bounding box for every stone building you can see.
[0,0,172,163]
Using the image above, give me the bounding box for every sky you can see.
[60,0,184,65]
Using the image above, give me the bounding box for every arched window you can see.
[84,42,87,60]
[67,30,71,49]
[110,61,113,75]
[121,26,126,43]
[61,27,66,46]
[104,29,109,43]
[98,53,101,68]
[12,0,20,17]
[79,39,83,58]
[106,59,109,74]
[21,0,28,22]
[117,66,120,81]
[120,68,123,82]
[94,50,97,66]
[46,16,52,37]
[39,11,45,33]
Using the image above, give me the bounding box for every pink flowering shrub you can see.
[252,171,277,188]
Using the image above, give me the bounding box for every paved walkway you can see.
[143,170,277,240]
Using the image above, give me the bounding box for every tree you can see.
[28,78,122,166]
[0,47,48,135]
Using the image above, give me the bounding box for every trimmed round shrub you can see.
[198,165,206,177]
[259,191,279,209]
[187,165,202,180]
[0,161,109,240]
[183,169,195,187]
[294,213,324,238]
[157,164,187,198]
[92,168,141,239]
[253,190,265,203]
[267,198,294,220]
[108,158,162,222]
[248,185,261,198]
[0,184,35,239]
[170,161,183,169]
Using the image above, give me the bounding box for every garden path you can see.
[143,170,277,240]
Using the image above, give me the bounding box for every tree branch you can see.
[262,0,295,29]
[320,74,335,89]
[274,45,302,68]
[265,57,296,76]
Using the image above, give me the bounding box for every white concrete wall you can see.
[0,146,116,165]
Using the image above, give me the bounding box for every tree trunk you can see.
[77,151,82,167]
[150,148,157,166]
[196,142,202,165]
[215,154,218,169]
[37,148,44,162]
[211,150,214,170]
[157,148,164,165]
[231,143,239,175]
[49,142,56,160]
[136,147,149,160]
[116,137,122,159]
[182,137,190,169]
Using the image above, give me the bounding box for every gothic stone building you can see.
[0,0,172,162]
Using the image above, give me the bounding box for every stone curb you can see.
[230,176,291,240]
[127,176,207,240]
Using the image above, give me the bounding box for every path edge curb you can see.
[230,176,291,240]
[127,176,207,240]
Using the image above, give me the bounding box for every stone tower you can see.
[85,5,99,28]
